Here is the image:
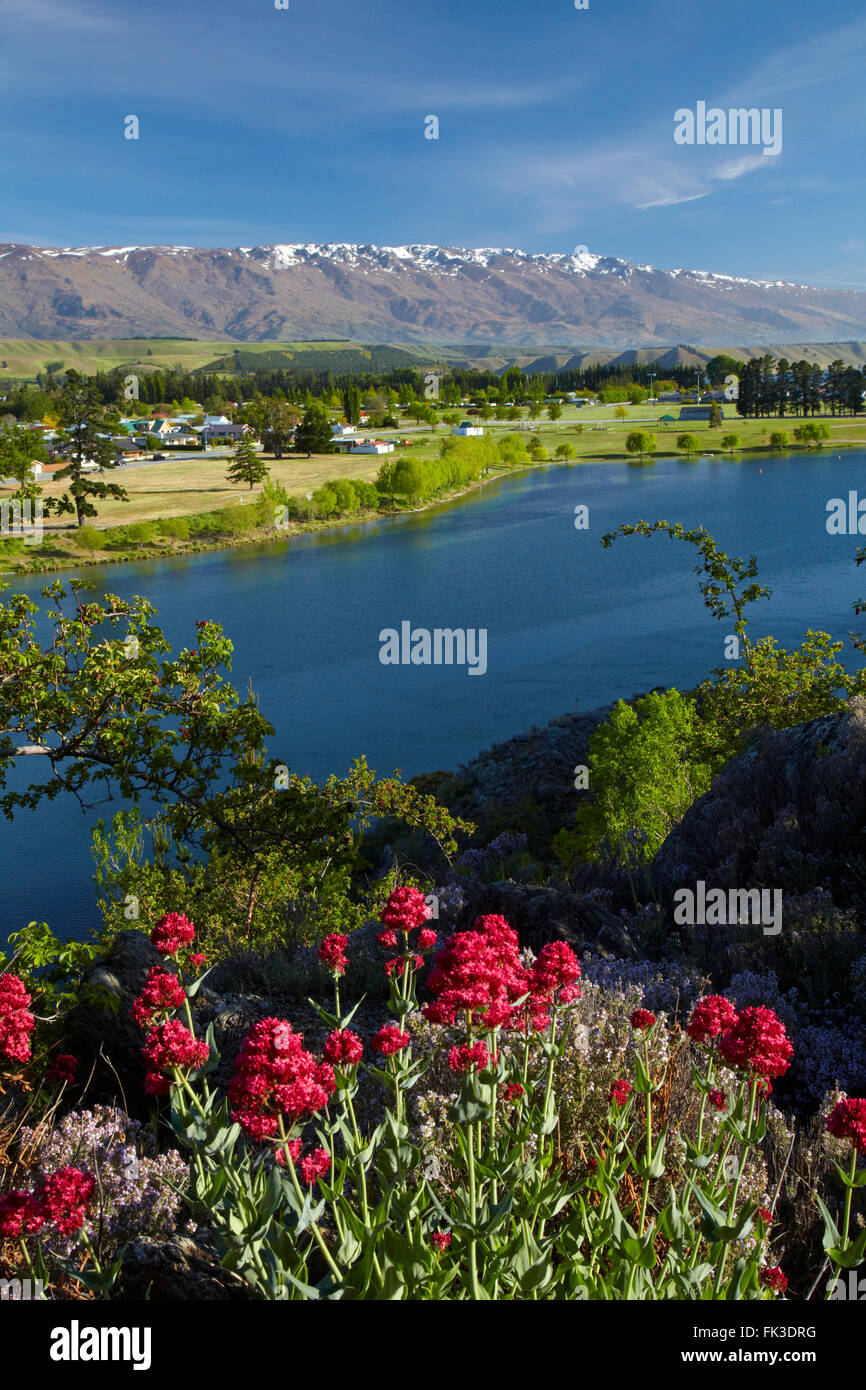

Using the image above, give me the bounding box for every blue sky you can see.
[1,0,864,286]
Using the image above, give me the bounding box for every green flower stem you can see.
[713,1078,758,1296]
[465,1117,482,1299]
[639,1035,653,1234]
[826,1145,859,1299]
[278,1117,343,1284]
[344,1085,384,1282]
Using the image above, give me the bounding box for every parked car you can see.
[152,453,166,460]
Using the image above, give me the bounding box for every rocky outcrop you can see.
[651,697,866,909]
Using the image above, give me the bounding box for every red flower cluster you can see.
[826,1096,866,1155]
[448,1040,490,1074]
[371,1024,410,1056]
[132,967,186,1027]
[300,1147,331,1186]
[142,1020,209,1094]
[718,1007,793,1081]
[423,914,530,1029]
[501,1082,525,1102]
[756,1207,774,1227]
[686,995,738,1044]
[190,953,207,970]
[322,1029,364,1067]
[229,1018,335,1141]
[318,934,349,977]
[45,1054,77,1086]
[0,1191,45,1237]
[759,1265,788,1294]
[381,886,432,935]
[431,1230,452,1252]
[0,973,35,1064]
[609,1079,633,1106]
[630,1009,656,1032]
[708,1089,728,1112]
[39,1166,95,1237]
[531,942,582,1007]
[418,929,438,951]
[150,912,196,957]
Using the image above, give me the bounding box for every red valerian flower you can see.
[718,1006,793,1081]
[150,912,196,957]
[423,914,530,1030]
[45,1054,78,1086]
[586,1157,598,1173]
[630,1008,656,1031]
[417,928,438,951]
[318,933,349,977]
[274,1137,302,1168]
[0,973,35,1064]
[38,1166,95,1237]
[322,1029,364,1067]
[381,886,432,935]
[431,1230,452,1252]
[501,1082,525,1102]
[756,1207,774,1227]
[132,967,186,1027]
[686,995,739,1044]
[530,941,582,1006]
[448,1040,490,1074]
[189,953,207,969]
[141,1020,209,1087]
[609,1078,633,1106]
[377,928,398,948]
[708,1089,728,1111]
[825,1096,866,1155]
[300,1147,331,1186]
[759,1265,788,1294]
[371,1024,410,1056]
[0,1191,45,1237]
[229,1018,335,1141]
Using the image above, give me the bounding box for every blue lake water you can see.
[2,451,864,943]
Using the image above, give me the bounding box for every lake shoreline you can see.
[1,439,855,581]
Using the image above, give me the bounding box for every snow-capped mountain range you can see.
[0,241,863,345]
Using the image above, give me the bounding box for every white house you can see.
[331,424,356,439]
[451,421,484,437]
[349,439,395,455]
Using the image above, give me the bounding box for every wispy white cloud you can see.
[0,0,126,31]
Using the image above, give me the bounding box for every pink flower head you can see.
[141,1019,209,1087]
[228,1017,335,1141]
[530,941,582,1006]
[756,1207,774,1227]
[417,928,438,951]
[38,1166,95,1237]
[371,1024,410,1056]
[448,1040,490,1074]
[759,1265,787,1295]
[826,1096,866,1155]
[718,1006,793,1081]
[630,1008,656,1032]
[45,1054,78,1086]
[385,954,423,978]
[431,1230,452,1252]
[150,912,196,957]
[132,966,186,1027]
[0,1191,45,1238]
[423,914,530,1030]
[190,953,207,970]
[377,928,398,948]
[609,1078,633,1107]
[318,933,349,977]
[0,973,35,1064]
[322,1028,364,1067]
[686,994,739,1045]
[708,1088,728,1112]
[300,1147,331,1186]
[380,886,432,935]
